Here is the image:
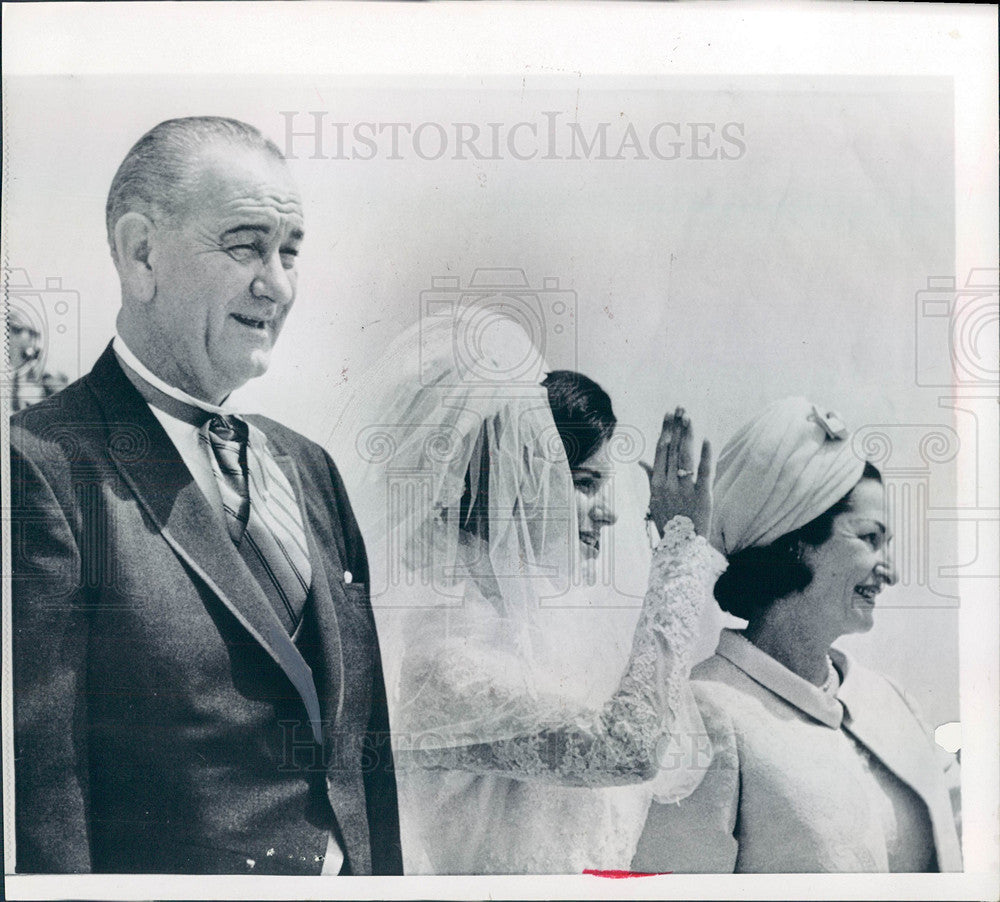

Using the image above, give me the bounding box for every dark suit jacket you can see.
[10,345,402,875]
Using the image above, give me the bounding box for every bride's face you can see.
[571,439,618,563]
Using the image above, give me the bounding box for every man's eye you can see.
[227,245,258,261]
[574,478,597,494]
[280,249,299,270]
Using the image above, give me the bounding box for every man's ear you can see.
[113,212,157,303]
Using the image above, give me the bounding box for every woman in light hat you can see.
[632,397,962,873]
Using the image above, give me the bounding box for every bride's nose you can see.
[590,491,617,528]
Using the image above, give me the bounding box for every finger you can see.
[676,411,695,477]
[667,407,684,480]
[652,410,674,483]
[697,438,713,485]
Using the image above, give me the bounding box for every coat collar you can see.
[831,645,938,799]
[85,343,324,744]
[832,645,965,872]
[715,628,845,728]
[715,629,963,871]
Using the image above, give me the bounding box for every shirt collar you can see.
[715,628,845,729]
[113,333,233,417]
[827,646,863,725]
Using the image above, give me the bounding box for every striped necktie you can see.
[203,414,313,634]
[113,352,314,635]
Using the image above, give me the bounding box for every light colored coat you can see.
[633,629,962,873]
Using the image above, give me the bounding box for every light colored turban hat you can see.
[711,397,866,557]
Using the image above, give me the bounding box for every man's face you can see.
[144,144,304,403]
[8,314,41,370]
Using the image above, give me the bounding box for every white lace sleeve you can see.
[397,516,727,787]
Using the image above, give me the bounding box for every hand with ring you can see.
[639,406,713,539]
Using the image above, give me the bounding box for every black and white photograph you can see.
[2,3,998,900]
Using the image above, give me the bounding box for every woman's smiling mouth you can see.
[579,531,601,558]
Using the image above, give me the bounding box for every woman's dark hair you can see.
[541,370,617,468]
[458,370,616,541]
[714,461,883,621]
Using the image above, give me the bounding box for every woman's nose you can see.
[878,553,899,587]
[590,492,617,528]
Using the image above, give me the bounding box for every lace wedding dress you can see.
[393,517,724,874]
[327,313,724,874]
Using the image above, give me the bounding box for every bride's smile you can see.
[572,440,618,560]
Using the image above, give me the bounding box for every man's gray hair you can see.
[105,116,285,263]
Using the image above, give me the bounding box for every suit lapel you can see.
[87,345,323,744]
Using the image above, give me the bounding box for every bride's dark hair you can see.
[541,370,617,468]
[458,370,616,542]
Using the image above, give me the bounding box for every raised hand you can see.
[640,407,713,539]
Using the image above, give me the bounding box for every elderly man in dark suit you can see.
[10,117,402,875]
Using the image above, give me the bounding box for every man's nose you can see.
[252,250,295,307]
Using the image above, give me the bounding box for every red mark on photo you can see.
[583,868,671,878]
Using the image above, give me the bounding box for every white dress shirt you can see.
[112,335,345,876]
[112,335,228,522]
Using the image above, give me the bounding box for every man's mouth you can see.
[232,313,269,330]
[854,583,881,603]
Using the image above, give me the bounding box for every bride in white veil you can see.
[327,311,725,874]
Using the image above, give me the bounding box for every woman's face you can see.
[800,478,899,637]
[571,439,618,566]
